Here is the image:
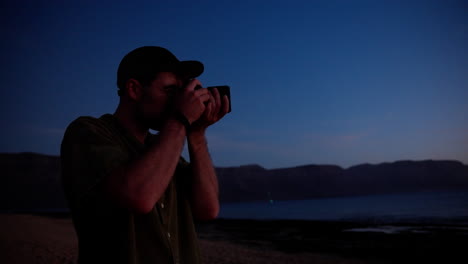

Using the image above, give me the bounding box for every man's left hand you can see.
[190,87,230,132]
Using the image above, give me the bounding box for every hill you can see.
[217,160,468,202]
[1,153,468,210]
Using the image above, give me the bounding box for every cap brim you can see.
[177,60,204,79]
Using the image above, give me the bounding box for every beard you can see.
[135,88,177,132]
[135,102,176,132]
[136,111,162,131]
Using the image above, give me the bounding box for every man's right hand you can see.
[174,79,211,124]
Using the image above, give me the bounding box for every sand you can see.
[0,214,369,264]
[0,214,77,264]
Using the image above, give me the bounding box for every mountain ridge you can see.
[1,152,468,210]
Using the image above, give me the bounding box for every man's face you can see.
[136,71,183,131]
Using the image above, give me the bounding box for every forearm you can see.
[187,130,220,220]
[106,118,186,214]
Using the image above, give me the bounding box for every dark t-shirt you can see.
[60,114,202,264]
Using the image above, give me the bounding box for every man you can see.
[60,46,230,264]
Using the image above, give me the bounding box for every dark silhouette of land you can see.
[217,160,468,202]
[1,152,468,211]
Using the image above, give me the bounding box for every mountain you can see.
[1,153,468,210]
[1,152,67,211]
[217,161,468,202]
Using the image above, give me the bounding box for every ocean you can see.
[5,191,467,227]
[219,191,468,225]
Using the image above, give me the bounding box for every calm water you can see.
[219,191,468,224]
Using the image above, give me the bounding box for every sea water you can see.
[219,191,468,225]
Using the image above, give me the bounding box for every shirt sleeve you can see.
[61,117,129,209]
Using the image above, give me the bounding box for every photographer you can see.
[60,46,230,264]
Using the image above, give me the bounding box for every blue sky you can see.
[1,0,467,168]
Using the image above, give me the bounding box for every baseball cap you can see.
[117,46,204,95]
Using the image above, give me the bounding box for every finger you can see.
[209,92,217,119]
[194,87,210,98]
[206,98,213,117]
[221,95,229,114]
[199,93,211,103]
[205,93,214,119]
[212,88,221,113]
[184,79,202,92]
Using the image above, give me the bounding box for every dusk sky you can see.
[1,0,467,169]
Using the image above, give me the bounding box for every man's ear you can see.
[125,79,143,101]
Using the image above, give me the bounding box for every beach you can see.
[1,214,466,264]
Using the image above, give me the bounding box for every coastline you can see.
[1,213,467,264]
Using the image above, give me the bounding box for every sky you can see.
[1,0,467,169]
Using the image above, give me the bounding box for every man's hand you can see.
[191,86,230,132]
[174,79,211,124]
